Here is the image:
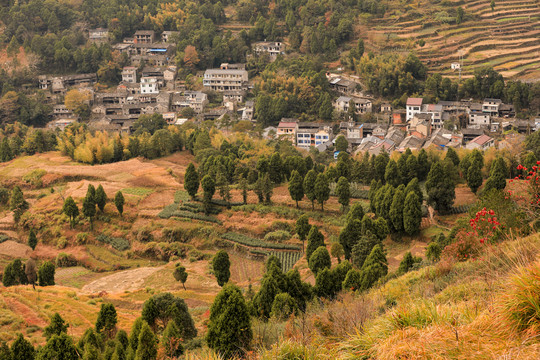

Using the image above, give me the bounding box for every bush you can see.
[22,169,47,187]
[135,227,154,243]
[263,230,291,243]
[38,261,55,286]
[0,188,9,205]
[56,237,68,249]
[56,253,78,267]
[441,231,482,262]
[96,234,130,251]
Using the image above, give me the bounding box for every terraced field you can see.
[365,0,540,80]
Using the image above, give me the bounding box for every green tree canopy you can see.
[306,226,325,261]
[308,246,331,275]
[212,250,231,287]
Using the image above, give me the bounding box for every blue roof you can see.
[149,48,167,52]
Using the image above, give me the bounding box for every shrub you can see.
[441,230,482,262]
[22,169,47,187]
[263,230,291,243]
[96,234,130,251]
[56,253,78,267]
[38,261,55,286]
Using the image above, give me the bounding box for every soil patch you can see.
[0,240,31,258]
[81,266,163,294]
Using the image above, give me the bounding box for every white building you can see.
[406,97,423,122]
[122,67,137,83]
[334,96,373,115]
[203,69,248,92]
[140,77,159,94]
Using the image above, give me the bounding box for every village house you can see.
[52,105,74,118]
[220,63,246,70]
[170,91,208,114]
[381,103,392,113]
[88,28,109,42]
[134,30,156,44]
[223,90,244,104]
[468,103,490,127]
[408,113,432,138]
[242,101,254,121]
[121,67,137,83]
[334,96,373,115]
[48,118,77,131]
[466,134,495,150]
[39,74,97,94]
[372,126,387,139]
[277,119,298,143]
[140,77,160,94]
[422,104,443,129]
[406,97,423,122]
[203,68,249,92]
[328,76,358,94]
[482,98,502,116]
[296,123,333,149]
[396,135,425,152]
[252,41,285,60]
[368,139,395,156]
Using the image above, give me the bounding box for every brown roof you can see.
[471,134,493,145]
[407,97,423,106]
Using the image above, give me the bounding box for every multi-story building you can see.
[121,67,137,83]
[296,123,333,148]
[406,97,423,122]
[140,77,159,94]
[203,69,249,92]
[134,30,156,44]
[482,98,502,116]
[468,103,490,126]
[334,96,373,115]
[171,91,208,113]
[161,31,179,43]
[252,41,285,60]
[277,119,298,143]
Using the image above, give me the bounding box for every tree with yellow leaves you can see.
[65,89,92,120]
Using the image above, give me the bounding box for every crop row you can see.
[222,232,301,251]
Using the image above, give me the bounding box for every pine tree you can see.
[134,322,157,360]
[96,303,118,339]
[336,176,350,212]
[216,172,231,207]
[83,343,100,360]
[86,184,96,202]
[426,161,455,212]
[389,187,406,233]
[173,263,188,290]
[484,157,507,192]
[82,194,96,230]
[262,173,273,204]
[314,173,330,210]
[308,246,331,275]
[296,214,310,252]
[269,153,283,184]
[111,342,126,360]
[445,147,460,167]
[0,138,13,162]
[339,219,362,260]
[314,268,337,299]
[330,242,344,263]
[38,333,78,360]
[114,191,125,217]
[25,258,37,289]
[95,185,107,212]
[212,250,230,287]
[38,261,55,286]
[11,334,34,360]
[374,152,390,182]
[359,244,388,290]
[0,342,11,360]
[303,169,317,210]
[405,177,423,203]
[184,163,199,200]
[426,242,442,263]
[467,159,483,194]
[346,202,365,223]
[351,235,379,268]
[342,268,362,291]
[62,196,79,228]
[43,313,68,340]
[207,284,252,358]
[161,320,184,358]
[270,293,298,320]
[403,192,422,235]
[335,135,349,152]
[239,177,248,204]
[385,159,400,187]
[28,229,38,250]
[397,252,417,275]
[306,226,325,261]
[288,170,304,208]
[9,186,29,223]
[417,149,430,181]
[405,155,419,184]
[201,175,215,215]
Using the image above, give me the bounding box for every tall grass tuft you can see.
[502,263,540,337]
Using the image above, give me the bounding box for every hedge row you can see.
[222,232,301,250]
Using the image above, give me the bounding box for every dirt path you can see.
[0,240,31,258]
[81,266,164,294]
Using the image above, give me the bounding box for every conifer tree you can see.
[336,176,350,212]
[62,196,79,228]
[306,226,325,261]
[161,320,184,358]
[38,261,55,286]
[184,163,199,200]
[303,169,317,210]
[342,268,362,291]
[484,157,507,192]
[28,229,38,250]
[346,202,365,223]
[11,334,34,360]
[239,177,248,204]
[201,175,215,215]
[295,214,310,251]
[426,161,455,212]
[37,333,78,360]
[314,173,330,210]
[397,251,417,275]
[339,219,362,260]
[10,186,28,223]
[95,185,107,212]
[351,235,379,269]
[134,322,157,360]
[82,194,96,230]
[389,187,406,233]
[86,184,96,202]
[0,138,13,162]
[288,170,304,208]
[405,177,423,203]
[96,303,118,339]
[114,191,125,217]
[417,149,430,181]
[405,155,419,184]
[445,147,460,166]
[269,153,283,184]
[43,313,68,340]
[467,159,483,194]
[207,284,252,358]
[212,250,230,287]
[359,244,388,290]
[308,246,331,275]
[403,192,422,235]
[385,159,400,187]
[330,242,344,263]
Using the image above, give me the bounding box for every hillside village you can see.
[37,28,539,158]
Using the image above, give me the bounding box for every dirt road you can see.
[81,266,163,294]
